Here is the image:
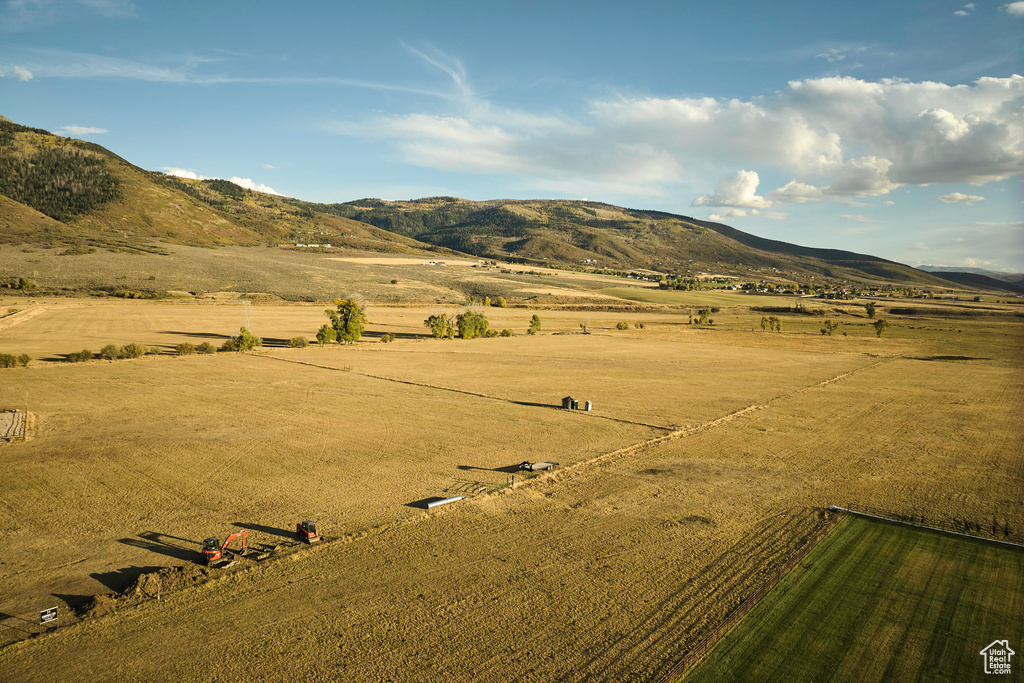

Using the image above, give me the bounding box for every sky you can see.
[1,1,1022,272]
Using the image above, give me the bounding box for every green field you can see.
[600,286,765,306]
[685,515,1024,682]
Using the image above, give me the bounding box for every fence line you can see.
[833,502,1024,549]
[655,509,845,683]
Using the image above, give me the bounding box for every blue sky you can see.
[1,0,1022,271]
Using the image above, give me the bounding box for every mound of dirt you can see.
[81,594,117,619]
[123,564,209,601]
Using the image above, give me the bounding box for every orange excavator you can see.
[202,529,248,567]
[296,520,321,544]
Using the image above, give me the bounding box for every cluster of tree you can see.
[98,343,156,360]
[379,333,395,343]
[221,326,263,352]
[467,295,508,307]
[659,277,702,291]
[174,342,217,355]
[760,316,782,332]
[0,146,120,221]
[0,353,30,368]
[322,299,367,345]
[820,320,843,336]
[424,313,456,339]
[692,307,718,326]
[3,278,35,291]
[66,349,94,363]
[457,310,489,339]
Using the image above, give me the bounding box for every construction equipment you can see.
[201,529,249,567]
[296,520,321,544]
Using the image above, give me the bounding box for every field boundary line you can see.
[831,505,1024,549]
[0,306,46,333]
[257,354,674,431]
[655,509,848,683]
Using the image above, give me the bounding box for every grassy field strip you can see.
[834,506,1024,549]
[683,515,1024,682]
[0,305,46,333]
[258,353,677,431]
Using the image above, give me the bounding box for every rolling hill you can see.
[0,115,1000,290]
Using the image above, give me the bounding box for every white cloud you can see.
[841,213,873,223]
[692,170,772,208]
[229,177,279,195]
[939,192,986,204]
[160,167,279,195]
[13,65,33,81]
[58,125,107,136]
[1003,2,1024,16]
[339,70,1024,205]
[261,163,276,170]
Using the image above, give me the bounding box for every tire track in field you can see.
[257,354,674,431]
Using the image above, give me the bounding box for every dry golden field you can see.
[0,290,1021,681]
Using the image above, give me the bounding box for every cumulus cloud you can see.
[939,192,985,204]
[229,177,279,195]
[58,125,107,136]
[160,167,279,195]
[328,59,1024,205]
[692,170,772,208]
[1003,2,1024,16]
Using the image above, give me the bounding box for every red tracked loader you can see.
[296,520,321,544]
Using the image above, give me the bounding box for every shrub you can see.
[67,349,93,363]
[196,342,216,354]
[485,329,499,337]
[528,314,542,335]
[634,321,645,329]
[147,346,162,355]
[500,328,514,337]
[616,321,629,330]
[120,343,146,359]
[288,336,309,348]
[17,353,30,367]
[379,333,395,343]
[175,342,195,356]
[494,297,507,308]
[99,343,120,361]
[390,279,398,285]
[222,327,262,352]
[0,353,16,368]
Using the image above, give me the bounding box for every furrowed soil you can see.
[0,293,1021,681]
[685,515,1024,682]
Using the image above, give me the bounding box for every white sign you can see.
[40,607,57,624]
[980,640,1015,675]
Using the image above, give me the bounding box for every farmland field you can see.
[0,284,1021,681]
[685,515,1024,682]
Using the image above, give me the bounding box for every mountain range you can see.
[1,115,1020,294]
